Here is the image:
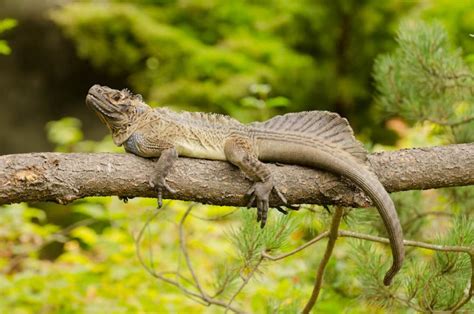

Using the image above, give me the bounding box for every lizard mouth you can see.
[86,93,108,118]
[86,85,106,109]
[86,86,121,125]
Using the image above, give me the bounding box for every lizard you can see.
[86,84,405,286]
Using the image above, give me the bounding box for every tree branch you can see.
[302,206,344,313]
[0,143,473,207]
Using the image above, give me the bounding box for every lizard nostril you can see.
[89,84,102,94]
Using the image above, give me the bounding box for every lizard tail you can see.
[257,139,405,285]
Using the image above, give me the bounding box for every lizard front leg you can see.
[124,133,179,208]
[224,135,287,227]
[149,147,179,208]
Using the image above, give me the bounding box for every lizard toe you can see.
[276,206,289,215]
[260,200,269,228]
[273,186,287,204]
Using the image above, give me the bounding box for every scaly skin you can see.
[86,84,405,285]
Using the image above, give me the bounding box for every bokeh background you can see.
[1,0,473,313]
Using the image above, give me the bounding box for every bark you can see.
[0,143,473,208]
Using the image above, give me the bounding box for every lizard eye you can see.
[112,92,122,102]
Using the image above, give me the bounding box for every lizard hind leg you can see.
[224,136,288,228]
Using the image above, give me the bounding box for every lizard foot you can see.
[149,176,176,208]
[246,180,289,228]
[119,196,129,203]
[119,196,136,203]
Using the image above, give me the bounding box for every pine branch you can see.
[262,224,473,312]
[0,143,473,207]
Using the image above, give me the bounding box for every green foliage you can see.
[421,0,474,65]
[228,209,295,266]
[354,215,473,312]
[46,117,121,153]
[46,117,84,150]
[374,21,474,143]
[51,0,414,136]
[50,2,318,120]
[2,1,474,313]
[0,18,17,55]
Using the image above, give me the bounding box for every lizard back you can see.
[144,108,247,160]
[249,111,368,164]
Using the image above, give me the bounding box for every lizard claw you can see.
[275,204,301,215]
[149,177,176,208]
[276,206,288,215]
[119,196,130,203]
[323,204,331,214]
[246,180,291,228]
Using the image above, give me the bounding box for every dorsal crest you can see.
[251,111,368,164]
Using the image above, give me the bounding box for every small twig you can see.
[211,272,234,298]
[225,256,264,313]
[146,217,155,270]
[338,230,472,254]
[302,206,344,313]
[426,116,474,127]
[158,271,195,287]
[263,229,472,258]
[179,204,206,297]
[262,231,330,261]
[134,205,244,313]
[190,208,239,221]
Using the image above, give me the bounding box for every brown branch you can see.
[134,206,245,313]
[338,230,473,254]
[178,204,206,298]
[263,229,473,260]
[261,231,330,261]
[302,206,344,313]
[0,143,473,208]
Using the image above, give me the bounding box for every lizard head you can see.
[86,84,150,145]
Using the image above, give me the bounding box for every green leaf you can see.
[0,18,17,33]
[73,203,108,220]
[70,226,98,246]
[45,117,84,148]
[266,96,290,108]
[0,40,11,55]
[240,96,264,109]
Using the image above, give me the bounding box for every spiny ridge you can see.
[252,111,368,164]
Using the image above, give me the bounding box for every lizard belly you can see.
[176,141,226,161]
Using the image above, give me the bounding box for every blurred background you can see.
[3,0,471,154]
[0,0,473,313]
